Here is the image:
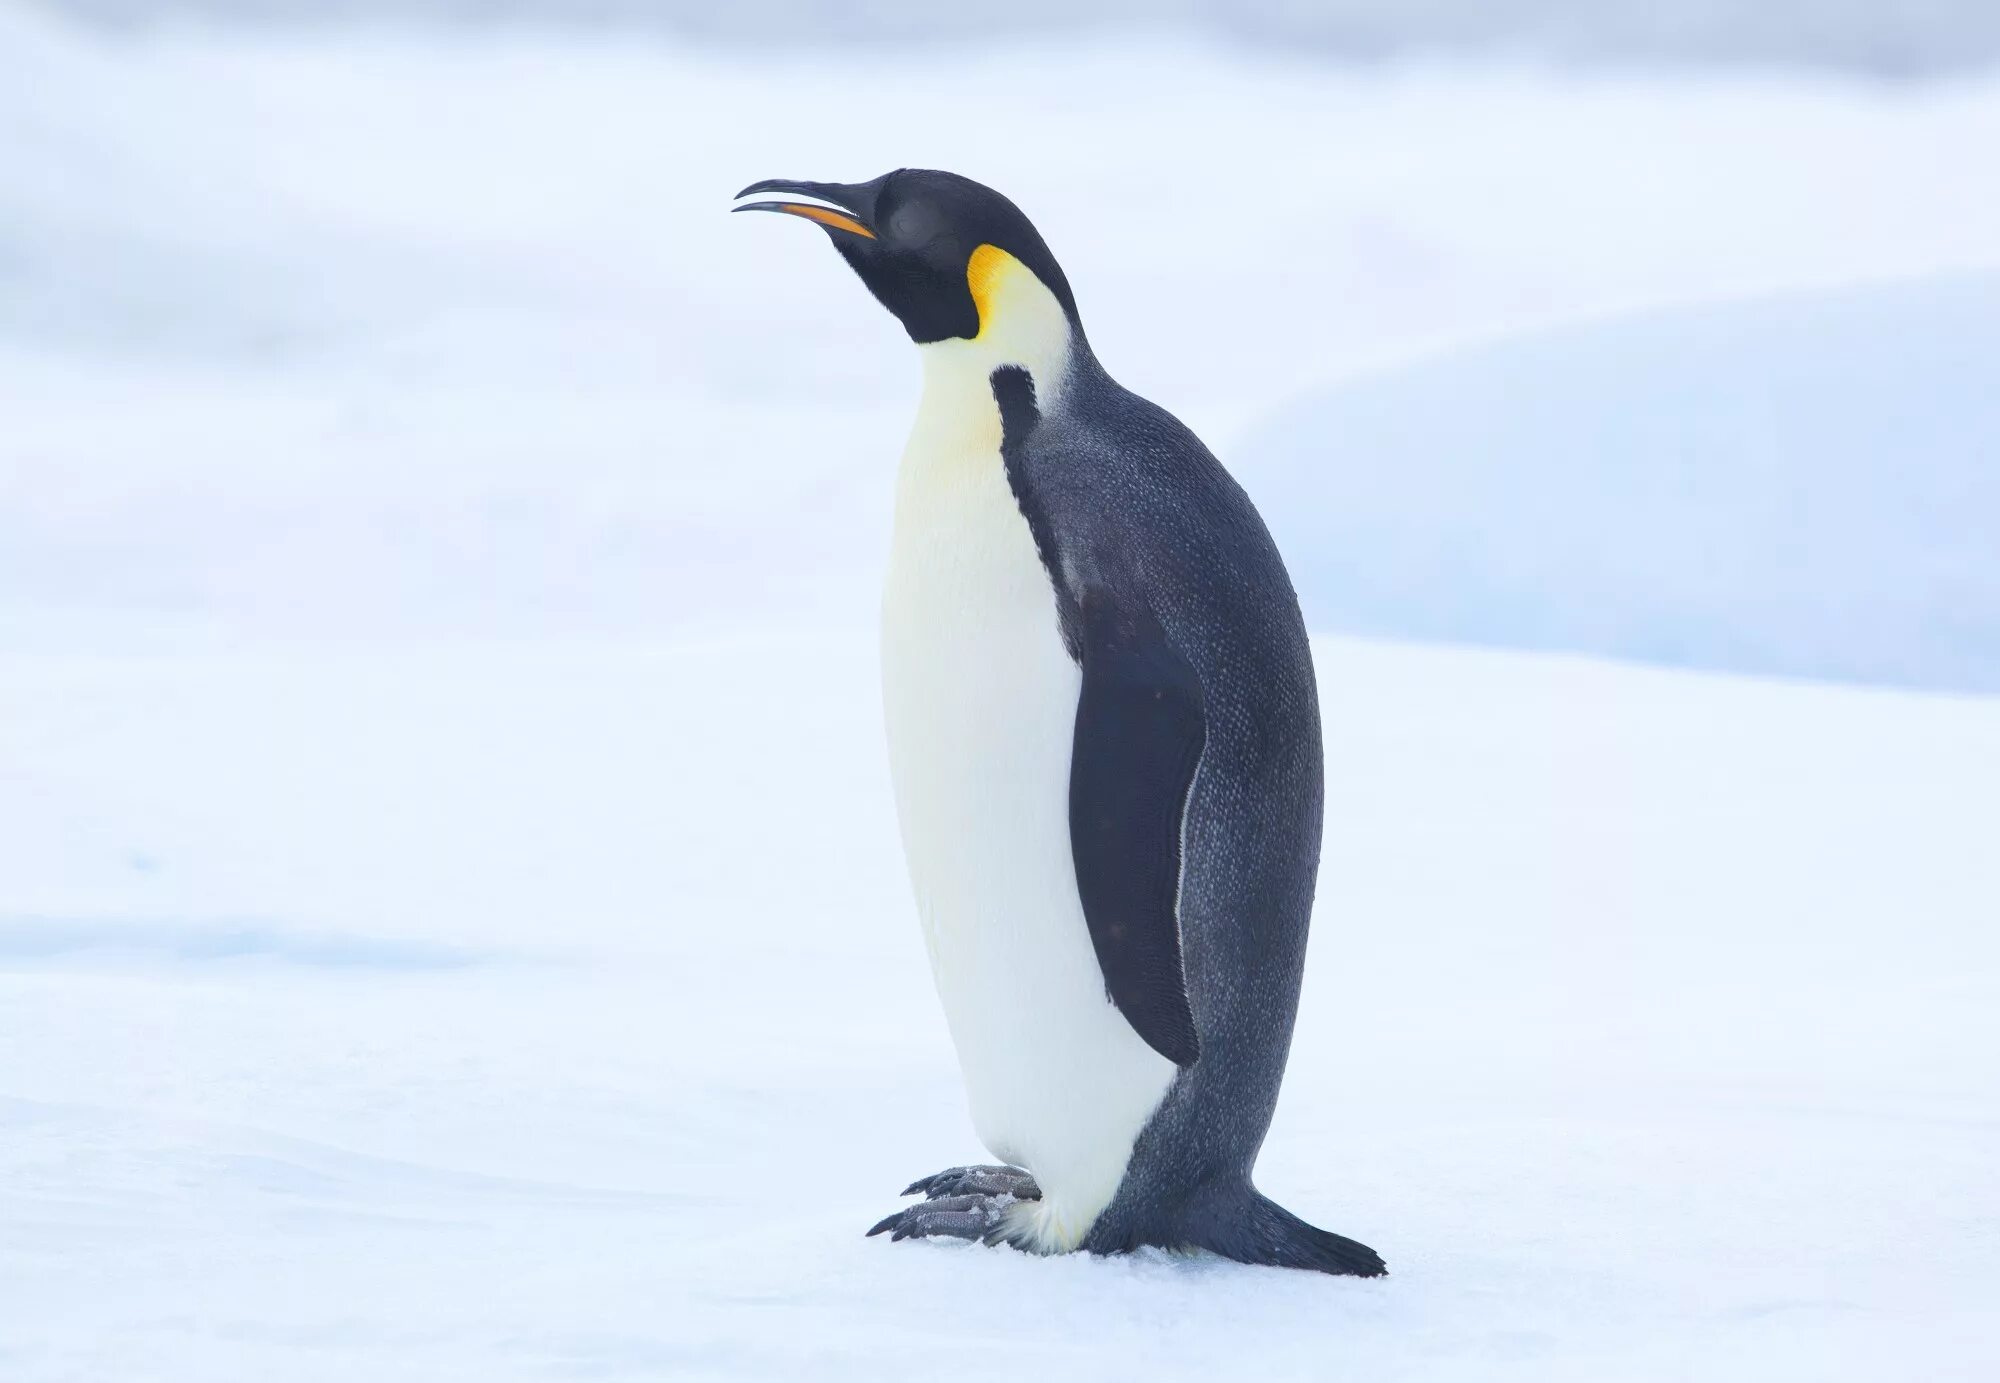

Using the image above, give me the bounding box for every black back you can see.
[995,337,1329,1252]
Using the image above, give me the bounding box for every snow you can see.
[6,635,1999,1379]
[4,8,2000,1379]
[1239,273,2000,693]
[11,13,2000,646]
[39,0,2000,76]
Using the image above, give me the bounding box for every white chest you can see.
[878,400,1083,1054]
[876,342,1175,1251]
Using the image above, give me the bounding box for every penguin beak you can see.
[731,178,878,240]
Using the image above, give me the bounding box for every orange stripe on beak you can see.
[769,202,876,238]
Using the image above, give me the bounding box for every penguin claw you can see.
[866,1192,1015,1243]
[900,1164,1042,1201]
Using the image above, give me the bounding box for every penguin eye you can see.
[889,202,942,246]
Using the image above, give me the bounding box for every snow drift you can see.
[1239,275,2000,694]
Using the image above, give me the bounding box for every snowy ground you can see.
[5,634,1999,1380]
[5,9,2000,1380]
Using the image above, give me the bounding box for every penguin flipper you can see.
[1068,588,1206,1068]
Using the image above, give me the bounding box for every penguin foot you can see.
[900,1164,1042,1201]
[866,1192,1015,1242]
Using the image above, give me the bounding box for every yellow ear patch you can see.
[967,244,1025,338]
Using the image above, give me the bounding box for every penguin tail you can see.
[1188,1188,1387,1278]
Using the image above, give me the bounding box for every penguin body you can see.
[881,247,1178,1251]
[736,171,1384,1276]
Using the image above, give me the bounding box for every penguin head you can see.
[733,169,1081,347]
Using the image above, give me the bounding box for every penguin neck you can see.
[908,247,1089,460]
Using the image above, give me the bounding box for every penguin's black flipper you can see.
[1068,589,1206,1068]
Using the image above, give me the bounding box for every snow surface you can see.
[5,9,2000,1379]
[1239,273,2000,693]
[6,635,1999,1380]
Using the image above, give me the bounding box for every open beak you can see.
[732,178,877,240]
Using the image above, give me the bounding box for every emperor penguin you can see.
[734,169,1384,1277]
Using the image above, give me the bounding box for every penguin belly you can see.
[880,433,1178,1253]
